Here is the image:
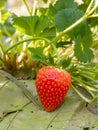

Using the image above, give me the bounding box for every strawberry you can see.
[35,66,71,112]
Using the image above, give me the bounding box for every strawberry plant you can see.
[0,0,98,111]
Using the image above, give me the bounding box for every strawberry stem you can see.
[72,83,98,103]
[22,0,32,16]
[71,76,95,98]
[5,37,50,54]
[71,84,90,103]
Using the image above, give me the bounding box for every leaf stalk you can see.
[22,0,32,16]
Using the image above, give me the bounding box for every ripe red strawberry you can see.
[35,66,71,112]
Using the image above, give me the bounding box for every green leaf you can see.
[38,4,57,20]
[79,0,93,12]
[47,4,57,19]
[48,53,55,65]
[40,27,56,40]
[54,8,93,52]
[13,15,55,39]
[80,26,92,47]
[54,8,85,38]
[57,57,72,69]
[74,35,94,62]
[88,17,98,27]
[0,23,16,36]
[35,15,52,36]
[12,16,39,36]
[29,47,47,65]
[62,57,72,68]
[54,0,78,12]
